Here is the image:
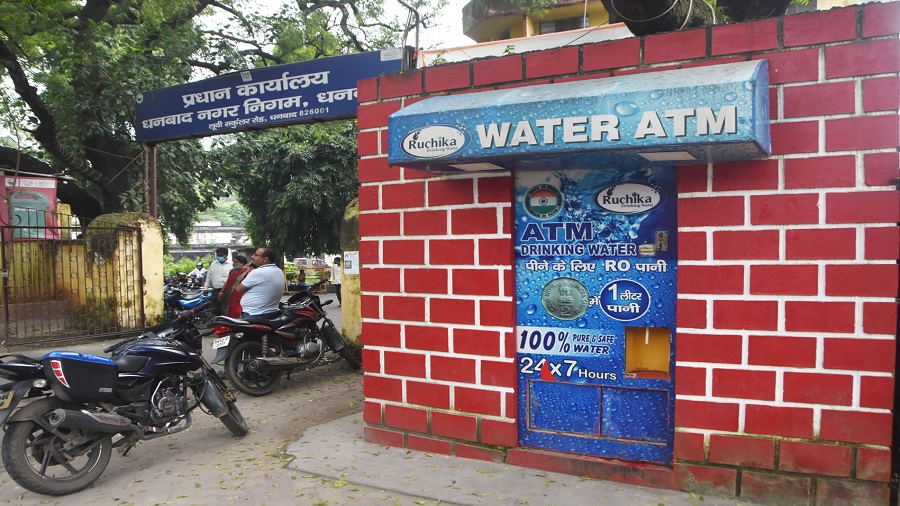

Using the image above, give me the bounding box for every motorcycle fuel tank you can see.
[115,338,203,374]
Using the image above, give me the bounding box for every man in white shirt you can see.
[204,247,231,314]
[330,256,343,305]
[189,262,206,286]
[236,247,285,318]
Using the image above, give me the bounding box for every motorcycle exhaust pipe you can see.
[247,356,315,373]
[48,408,140,435]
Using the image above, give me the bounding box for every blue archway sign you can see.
[136,48,409,143]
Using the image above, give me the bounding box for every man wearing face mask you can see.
[204,247,231,315]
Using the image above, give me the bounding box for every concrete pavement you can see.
[287,412,755,506]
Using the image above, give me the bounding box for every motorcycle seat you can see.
[213,314,291,328]
[112,354,150,373]
[246,313,293,327]
[212,316,249,325]
[180,290,206,301]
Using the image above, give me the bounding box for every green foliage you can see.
[284,261,326,285]
[164,254,211,276]
[1,0,428,244]
[284,261,297,283]
[432,50,449,65]
[706,0,810,18]
[500,0,559,14]
[197,198,249,226]
[213,120,358,259]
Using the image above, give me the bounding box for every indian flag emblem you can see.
[524,184,563,219]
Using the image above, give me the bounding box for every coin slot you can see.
[624,326,671,380]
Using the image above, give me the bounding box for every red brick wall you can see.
[357,3,899,505]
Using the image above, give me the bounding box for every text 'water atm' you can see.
[387,59,771,466]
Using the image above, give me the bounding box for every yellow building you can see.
[462,0,610,43]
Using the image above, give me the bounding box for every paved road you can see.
[0,296,444,505]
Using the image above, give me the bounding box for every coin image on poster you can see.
[541,277,589,320]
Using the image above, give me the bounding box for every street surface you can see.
[0,295,443,505]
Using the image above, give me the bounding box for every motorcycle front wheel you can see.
[1,409,112,495]
[339,346,362,370]
[225,340,280,396]
[218,401,250,436]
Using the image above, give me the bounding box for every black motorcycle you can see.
[0,304,248,496]
[208,279,360,396]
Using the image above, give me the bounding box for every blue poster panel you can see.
[515,166,677,464]
[136,49,406,143]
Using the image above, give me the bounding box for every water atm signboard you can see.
[515,167,677,464]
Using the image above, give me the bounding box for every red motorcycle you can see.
[208,280,360,396]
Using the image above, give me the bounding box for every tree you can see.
[0,0,434,242]
[0,0,235,239]
[214,120,358,257]
[197,198,249,226]
[203,0,445,253]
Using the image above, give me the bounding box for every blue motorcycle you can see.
[0,303,248,496]
[163,285,215,322]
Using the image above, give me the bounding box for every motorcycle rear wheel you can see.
[1,414,112,496]
[225,340,280,396]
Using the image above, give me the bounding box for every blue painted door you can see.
[515,167,677,465]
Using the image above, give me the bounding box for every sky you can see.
[405,0,475,49]
[238,0,474,51]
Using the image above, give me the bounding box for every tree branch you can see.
[76,0,114,27]
[143,0,218,47]
[0,38,108,185]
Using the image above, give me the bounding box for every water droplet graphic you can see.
[614,101,640,116]
[525,304,537,315]
[724,92,738,102]
[649,91,663,100]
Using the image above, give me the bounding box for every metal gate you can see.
[0,211,145,348]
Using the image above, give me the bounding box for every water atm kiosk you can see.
[388,60,770,465]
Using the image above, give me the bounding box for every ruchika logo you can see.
[596,183,664,214]
[400,125,468,159]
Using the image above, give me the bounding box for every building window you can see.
[539,16,587,35]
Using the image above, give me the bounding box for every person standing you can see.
[220,255,252,318]
[330,256,342,305]
[235,247,285,318]
[204,247,231,314]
